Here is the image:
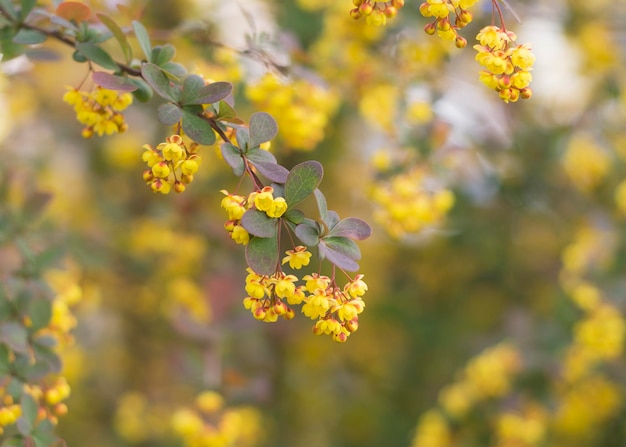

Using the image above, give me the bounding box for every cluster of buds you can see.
[63,86,132,137]
[142,135,201,194]
[474,26,535,102]
[220,187,288,245]
[349,0,404,26]
[419,0,479,48]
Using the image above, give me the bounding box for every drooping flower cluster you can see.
[419,0,480,48]
[349,0,404,26]
[171,390,263,447]
[220,186,288,245]
[142,135,201,194]
[63,86,132,137]
[474,26,535,102]
[369,164,455,239]
[243,266,367,343]
[245,73,339,151]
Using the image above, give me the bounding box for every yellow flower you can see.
[267,197,288,218]
[282,246,312,269]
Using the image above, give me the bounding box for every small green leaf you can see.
[160,61,187,79]
[241,209,279,238]
[295,219,321,247]
[324,210,340,229]
[12,28,46,45]
[141,63,178,102]
[132,19,151,61]
[32,419,60,447]
[236,128,250,151]
[181,109,216,145]
[17,393,37,435]
[314,189,328,222]
[327,217,372,240]
[180,74,206,105]
[19,0,37,19]
[247,149,289,183]
[221,143,244,176]
[245,235,279,276]
[285,161,323,207]
[186,81,232,106]
[28,298,51,332]
[151,43,176,67]
[0,0,17,20]
[157,103,182,126]
[318,237,361,271]
[129,77,153,102]
[97,13,132,64]
[0,321,28,353]
[284,208,304,225]
[249,112,278,148]
[75,42,118,70]
[217,100,238,120]
[92,71,138,92]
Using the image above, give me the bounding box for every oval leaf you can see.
[246,235,279,276]
[295,219,321,246]
[97,13,132,63]
[92,72,138,92]
[75,42,118,70]
[181,109,216,145]
[249,112,278,148]
[12,28,46,45]
[132,20,151,61]
[221,143,244,176]
[189,81,233,105]
[0,321,28,353]
[327,217,372,240]
[285,161,323,207]
[284,208,305,225]
[141,63,177,101]
[318,237,361,271]
[251,161,289,184]
[314,189,328,222]
[152,44,176,67]
[180,74,206,105]
[158,103,182,126]
[241,209,279,238]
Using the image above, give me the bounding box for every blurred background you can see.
[2,0,626,446]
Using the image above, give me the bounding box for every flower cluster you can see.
[63,86,132,137]
[369,164,455,239]
[474,26,535,102]
[245,73,339,151]
[220,187,288,245]
[142,135,201,194]
[349,0,404,26]
[419,0,480,48]
[171,391,263,447]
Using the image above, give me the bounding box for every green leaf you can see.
[19,0,37,19]
[0,344,10,377]
[324,210,340,229]
[132,19,151,61]
[236,128,250,151]
[157,103,182,126]
[328,217,372,240]
[220,143,244,176]
[75,42,118,70]
[217,100,238,121]
[245,235,279,276]
[187,81,232,106]
[318,237,361,271]
[181,109,216,145]
[1,436,27,447]
[295,219,321,247]
[285,161,323,207]
[249,112,278,148]
[32,419,60,447]
[179,74,205,105]
[17,393,37,436]
[246,149,289,183]
[141,63,178,102]
[241,209,279,238]
[12,28,46,45]
[0,321,28,353]
[92,71,138,92]
[151,43,176,67]
[314,189,328,222]
[25,343,61,380]
[284,208,304,225]
[128,77,153,102]
[160,61,187,79]
[28,298,51,332]
[0,0,17,20]
[96,13,132,64]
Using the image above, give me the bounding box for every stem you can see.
[491,0,507,32]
